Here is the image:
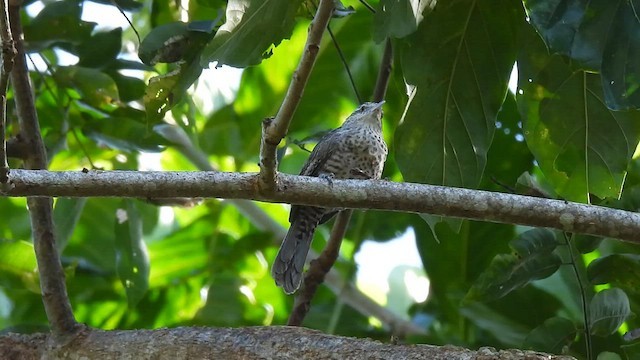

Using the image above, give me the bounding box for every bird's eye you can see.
[357,105,365,112]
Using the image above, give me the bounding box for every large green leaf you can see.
[140,20,219,123]
[114,200,150,308]
[589,288,631,337]
[201,0,303,68]
[460,301,530,347]
[524,317,576,353]
[53,197,87,252]
[83,117,170,152]
[517,27,640,203]
[0,240,39,292]
[465,229,560,302]
[23,0,96,51]
[77,28,123,68]
[372,0,434,42]
[588,254,640,290]
[396,0,522,229]
[54,66,120,108]
[523,0,640,110]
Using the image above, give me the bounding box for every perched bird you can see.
[272,101,388,294]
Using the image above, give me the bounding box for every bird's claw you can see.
[319,172,335,186]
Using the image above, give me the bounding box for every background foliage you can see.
[2,0,640,359]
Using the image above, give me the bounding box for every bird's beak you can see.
[373,100,385,110]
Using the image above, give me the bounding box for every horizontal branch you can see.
[0,326,574,359]
[4,170,640,243]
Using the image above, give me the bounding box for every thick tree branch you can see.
[0,326,575,360]
[5,170,640,243]
[8,4,77,335]
[0,0,14,184]
[258,0,334,190]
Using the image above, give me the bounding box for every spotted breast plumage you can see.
[272,101,388,294]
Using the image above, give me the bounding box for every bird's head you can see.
[342,101,385,129]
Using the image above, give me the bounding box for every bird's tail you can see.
[272,206,324,294]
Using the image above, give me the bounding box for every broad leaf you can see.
[77,28,123,68]
[54,66,120,107]
[517,27,640,203]
[0,240,39,292]
[23,0,96,51]
[372,0,435,42]
[524,317,576,353]
[83,117,170,152]
[587,254,640,289]
[201,0,303,68]
[53,198,87,252]
[460,301,530,347]
[396,0,522,229]
[465,229,560,302]
[523,0,640,110]
[589,288,631,336]
[114,200,150,308]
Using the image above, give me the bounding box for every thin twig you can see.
[327,25,361,103]
[8,4,78,336]
[288,210,353,326]
[258,0,335,191]
[0,0,15,184]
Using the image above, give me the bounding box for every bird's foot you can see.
[319,172,335,186]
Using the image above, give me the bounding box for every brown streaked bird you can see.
[272,101,388,294]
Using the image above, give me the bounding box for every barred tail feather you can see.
[272,207,323,294]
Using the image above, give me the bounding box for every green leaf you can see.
[53,198,87,252]
[87,0,143,11]
[596,352,622,360]
[510,228,558,257]
[114,200,150,308]
[622,342,640,360]
[465,229,560,302]
[395,0,522,230]
[83,117,170,152]
[465,252,561,303]
[139,22,193,65]
[23,0,96,51]
[523,0,640,110]
[147,219,212,288]
[54,66,120,107]
[524,317,576,353]
[77,28,123,68]
[517,26,640,203]
[109,73,146,102]
[460,301,530,347]
[589,288,631,336]
[372,0,434,42]
[201,0,303,68]
[143,60,204,123]
[0,240,39,292]
[587,254,640,289]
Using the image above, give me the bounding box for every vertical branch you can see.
[8,4,78,335]
[289,39,394,326]
[0,0,14,184]
[258,0,335,191]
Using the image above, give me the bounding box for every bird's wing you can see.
[289,129,340,223]
[298,129,339,176]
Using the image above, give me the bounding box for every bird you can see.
[272,101,388,294]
